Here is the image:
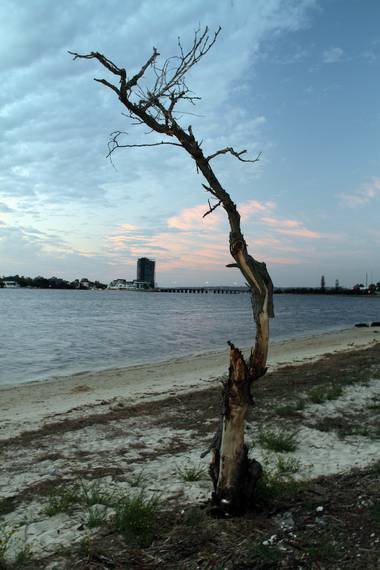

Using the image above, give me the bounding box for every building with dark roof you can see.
[136,258,155,289]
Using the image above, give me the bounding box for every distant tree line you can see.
[0,275,107,290]
[276,283,380,296]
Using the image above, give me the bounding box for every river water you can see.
[0,289,379,386]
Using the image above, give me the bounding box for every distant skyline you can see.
[1,0,379,288]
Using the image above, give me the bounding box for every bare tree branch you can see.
[126,48,159,91]
[203,199,222,218]
[207,148,262,163]
[71,28,274,515]
[106,131,183,157]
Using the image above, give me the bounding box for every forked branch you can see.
[203,199,222,218]
[207,148,262,163]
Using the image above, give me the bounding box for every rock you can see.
[370,322,380,327]
[355,323,369,328]
[274,511,295,530]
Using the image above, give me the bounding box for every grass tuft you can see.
[308,384,343,404]
[0,526,13,560]
[14,545,32,568]
[254,470,300,507]
[79,479,114,507]
[176,462,207,482]
[275,455,300,475]
[86,505,108,528]
[258,428,298,453]
[114,491,160,547]
[44,485,80,516]
[127,470,148,488]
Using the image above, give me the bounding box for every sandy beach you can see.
[0,326,379,568]
[1,326,379,441]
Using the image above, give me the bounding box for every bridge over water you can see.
[157,286,249,294]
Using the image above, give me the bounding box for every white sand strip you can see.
[0,326,378,440]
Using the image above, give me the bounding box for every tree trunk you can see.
[209,342,262,514]
[70,39,274,515]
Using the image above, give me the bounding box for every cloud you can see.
[167,198,275,231]
[117,223,138,232]
[0,222,119,280]
[0,202,14,213]
[339,177,380,207]
[322,47,344,63]
[239,199,275,220]
[259,216,323,238]
[167,204,222,230]
[0,0,318,207]
[0,0,324,284]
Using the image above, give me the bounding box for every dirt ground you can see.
[1,343,379,569]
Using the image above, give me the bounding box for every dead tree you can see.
[70,26,274,515]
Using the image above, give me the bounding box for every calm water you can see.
[0,289,379,386]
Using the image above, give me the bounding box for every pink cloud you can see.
[167,204,222,230]
[260,216,322,239]
[117,223,138,232]
[167,198,275,231]
[106,201,330,277]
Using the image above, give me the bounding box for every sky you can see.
[1,0,379,288]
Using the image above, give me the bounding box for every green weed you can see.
[275,455,300,475]
[176,462,207,482]
[44,485,80,516]
[79,479,114,507]
[127,470,148,488]
[308,384,343,404]
[0,525,13,560]
[114,491,160,547]
[14,545,32,568]
[254,469,300,507]
[86,505,107,529]
[258,428,298,453]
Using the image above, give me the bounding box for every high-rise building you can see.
[136,257,155,288]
